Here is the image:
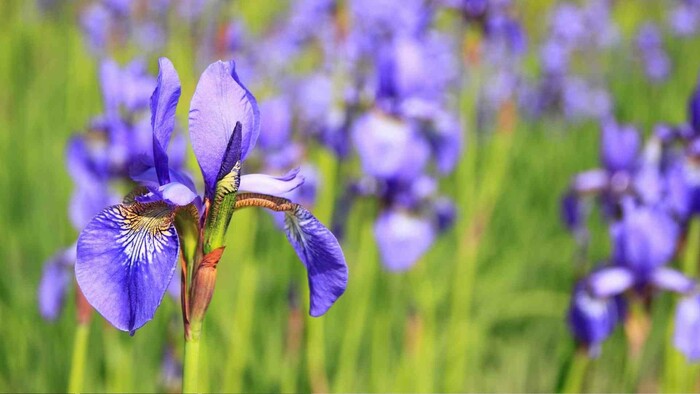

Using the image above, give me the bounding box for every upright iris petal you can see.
[76,201,180,333]
[600,118,640,173]
[283,205,348,316]
[189,60,260,196]
[613,203,679,273]
[150,57,182,185]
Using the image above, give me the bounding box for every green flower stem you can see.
[68,322,90,393]
[560,350,590,394]
[183,321,202,394]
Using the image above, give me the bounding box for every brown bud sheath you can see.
[188,246,225,330]
[76,285,92,326]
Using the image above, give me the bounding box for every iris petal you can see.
[650,267,696,294]
[189,60,260,196]
[76,202,179,333]
[374,210,435,271]
[38,246,75,321]
[239,169,304,197]
[284,205,347,316]
[588,267,634,298]
[674,295,700,360]
[150,57,181,185]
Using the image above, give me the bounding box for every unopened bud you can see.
[189,247,225,331]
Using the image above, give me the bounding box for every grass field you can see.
[1,1,700,392]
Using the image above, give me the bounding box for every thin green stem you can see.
[560,350,590,394]
[68,323,90,394]
[183,325,201,394]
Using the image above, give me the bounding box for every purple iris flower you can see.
[80,2,112,54]
[374,209,436,271]
[38,246,76,321]
[636,23,670,83]
[669,3,700,37]
[76,58,348,334]
[587,201,691,299]
[351,112,429,181]
[568,281,624,356]
[258,96,293,151]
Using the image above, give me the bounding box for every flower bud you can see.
[188,247,225,337]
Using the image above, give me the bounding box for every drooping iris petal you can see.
[76,202,179,333]
[568,282,622,354]
[650,268,696,294]
[588,267,634,298]
[560,191,582,231]
[283,205,347,317]
[239,169,305,198]
[374,210,435,271]
[189,60,260,195]
[150,57,182,185]
[38,246,75,321]
[674,295,700,360]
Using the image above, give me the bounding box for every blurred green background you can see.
[2,0,700,392]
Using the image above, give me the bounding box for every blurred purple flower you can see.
[600,118,640,174]
[636,23,670,83]
[567,281,624,356]
[375,209,436,271]
[352,112,425,180]
[80,3,112,54]
[38,246,76,321]
[669,3,700,37]
[259,97,293,151]
[674,295,700,360]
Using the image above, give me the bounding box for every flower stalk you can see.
[68,289,92,393]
